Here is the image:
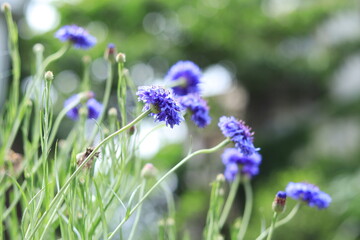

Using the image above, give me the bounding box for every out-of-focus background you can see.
[1,0,360,239]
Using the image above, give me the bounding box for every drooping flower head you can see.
[165,61,202,96]
[285,182,332,209]
[55,25,96,49]
[136,86,184,128]
[221,148,262,181]
[64,92,103,120]
[218,116,258,156]
[179,94,211,128]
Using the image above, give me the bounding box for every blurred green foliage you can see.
[13,0,360,239]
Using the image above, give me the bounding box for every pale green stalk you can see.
[25,109,151,240]
[88,61,114,145]
[266,212,278,240]
[218,174,241,228]
[107,139,231,239]
[128,180,146,240]
[256,203,301,240]
[237,179,253,240]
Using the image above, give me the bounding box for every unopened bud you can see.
[76,147,100,169]
[108,107,118,118]
[25,99,33,108]
[1,2,11,12]
[33,43,44,54]
[116,53,126,63]
[216,174,225,182]
[82,55,91,64]
[79,106,88,118]
[44,71,54,81]
[104,43,117,63]
[272,191,286,213]
[141,163,157,179]
[129,126,136,135]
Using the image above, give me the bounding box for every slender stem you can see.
[237,179,253,240]
[266,212,278,240]
[25,110,151,240]
[88,61,114,144]
[127,180,146,240]
[218,174,241,228]
[4,5,21,109]
[41,43,71,75]
[256,203,301,240]
[107,138,231,239]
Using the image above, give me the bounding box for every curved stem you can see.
[41,43,71,74]
[237,180,253,240]
[127,180,146,240]
[218,174,241,228]
[107,138,231,239]
[25,109,151,240]
[266,212,278,240]
[256,203,301,240]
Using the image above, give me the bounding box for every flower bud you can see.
[141,163,158,179]
[108,107,118,118]
[116,53,126,63]
[104,43,117,63]
[33,43,44,54]
[44,71,54,82]
[272,191,286,213]
[128,126,136,135]
[76,147,100,169]
[82,55,92,64]
[1,2,11,12]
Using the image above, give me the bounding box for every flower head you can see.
[165,61,202,96]
[222,148,262,181]
[136,86,184,128]
[64,93,103,120]
[285,182,331,209]
[179,94,211,128]
[55,25,96,49]
[218,116,258,156]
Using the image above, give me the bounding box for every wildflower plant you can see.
[0,3,332,240]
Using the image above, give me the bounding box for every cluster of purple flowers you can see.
[219,116,261,181]
[135,60,211,128]
[218,116,258,156]
[286,182,332,209]
[165,61,202,96]
[55,25,96,49]
[64,93,103,121]
[137,86,184,128]
[178,94,211,128]
[221,148,262,181]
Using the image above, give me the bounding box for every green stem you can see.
[117,62,126,127]
[266,212,278,240]
[3,5,21,109]
[237,179,253,240]
[25,109,151,240]
[127,180,146,240]
[41,43,71,75]
[256,203,301,240]
[88,61,114,144]
[218,174,241,228]
[107,138,231,239]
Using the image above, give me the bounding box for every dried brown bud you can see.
[76,147,100,169]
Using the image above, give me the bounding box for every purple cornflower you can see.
[285,182,332,209]
[64,93,103,120]
[218,116,259,156]
[179,94,211,128]
[165,61,202,96]
[136,86,184,128]
[222,148,262,181]
[55,25,96,49]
